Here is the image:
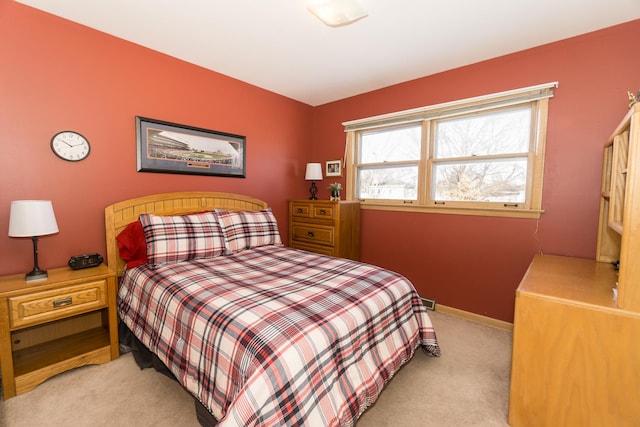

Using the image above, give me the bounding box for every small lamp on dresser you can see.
[305,163,323,200]
[8,200,59,281]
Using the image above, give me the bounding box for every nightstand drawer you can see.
[291,224,334,246]
[9,280,107,329]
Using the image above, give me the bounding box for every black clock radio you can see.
[68,253,103,270]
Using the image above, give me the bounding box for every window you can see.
[344,83,557,218]
[358,124,421,200]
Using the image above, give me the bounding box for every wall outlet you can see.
[421,297,436,310]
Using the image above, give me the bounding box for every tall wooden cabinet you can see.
[596,103,640,310]
[508,104,640,426]
[288,200,360,260]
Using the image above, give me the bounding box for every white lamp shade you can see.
[305,163,323,180]
[8,200,59,237]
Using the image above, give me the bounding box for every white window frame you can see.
[343,82,557,219]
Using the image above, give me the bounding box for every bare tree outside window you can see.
[433,107,531,203]
[346,82,555,216]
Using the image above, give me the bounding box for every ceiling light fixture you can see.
[307,0,368,27]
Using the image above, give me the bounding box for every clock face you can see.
[51,131,91,162]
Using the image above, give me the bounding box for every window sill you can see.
[359,202,544,219]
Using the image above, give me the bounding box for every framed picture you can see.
[136,116,246,178]
[325,159,342,177]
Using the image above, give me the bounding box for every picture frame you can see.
[136,116,246,178]
[325,159,342,177]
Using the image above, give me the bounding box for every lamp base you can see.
[309,181,319,200]
[25,268,48,282]
[25,235,48,281]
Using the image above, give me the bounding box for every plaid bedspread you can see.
[118,245,440,426]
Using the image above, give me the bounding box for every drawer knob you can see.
[307,231,315,237]
[320,210,327,215]
[53,297,72,308]
[297,208,303,213]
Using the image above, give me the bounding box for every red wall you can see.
[312,19,640,321]
[0,2,313,277]
[2,1,639,322]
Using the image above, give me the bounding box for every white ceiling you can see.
[15,0,640,106]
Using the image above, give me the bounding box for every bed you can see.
[105,191,440,426]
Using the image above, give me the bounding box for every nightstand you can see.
[0,264,118,399]
[289,200,360,260]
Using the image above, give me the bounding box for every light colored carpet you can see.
[0,311,512,426]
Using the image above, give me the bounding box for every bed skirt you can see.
[118,322,217,426]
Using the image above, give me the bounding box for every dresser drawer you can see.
[312,205,335,220]
[291,224,334,246]
[291,203,312,219]
[9,280,108,329]
[290,242,336,257]
[291,202,336,221]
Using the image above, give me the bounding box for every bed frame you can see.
[104,191,268,277]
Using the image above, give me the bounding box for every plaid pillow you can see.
[140,212,227,265]
[216,208,282,253]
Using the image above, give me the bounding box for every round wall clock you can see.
[50,131,91,162]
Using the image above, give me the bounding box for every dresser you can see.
[0,264,119,399]
[508,255,640,426]
[288,200,360,260]
[508,104,640,426]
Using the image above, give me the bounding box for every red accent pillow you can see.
[116,220,148,268]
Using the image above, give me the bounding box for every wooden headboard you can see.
[104,191,268,277]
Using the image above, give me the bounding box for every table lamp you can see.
[305,163,323,200]
[8,200,59,281]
